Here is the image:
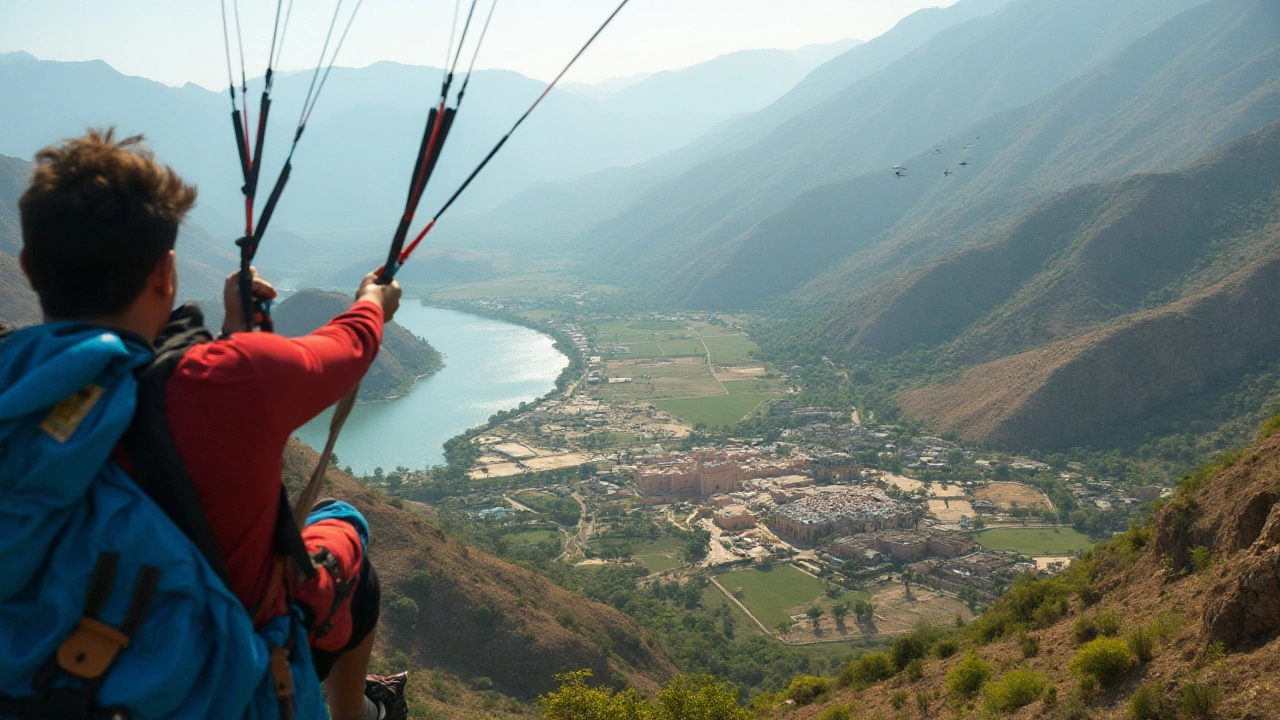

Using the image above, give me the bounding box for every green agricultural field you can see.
[714,564,828,627]
[658,339,707,357]
[704,334,758,364]
[505,529,560,546]
[656,393,773,427]
[629,320,687,331]
[721,378,781,395]
[974,527,1095,556]
[607,341,664,359]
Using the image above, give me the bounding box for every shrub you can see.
[1044,686,1058,706]
[468,676,494,691]
[387,593,420,629]
[783,676,830,706]
[890,690,909,710]
[935,638,959,659]
[984,669,1047,714]
[905,658,925,681]
[1179,681,1222,719]
[1069,638,1132,687]
[1189,546,1214,574]
[817,707,851,720]
[890,633,929,670]
[1095,612,1121,638]
[1019,631,1040,659]
[837,653,895,689]
[1129,682,1172,720]
[1127,627,1154,663]
[946,651,992,700]
[1072,615,1098,644]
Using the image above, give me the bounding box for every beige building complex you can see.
[769,488,913,544]
[634,450,804,498]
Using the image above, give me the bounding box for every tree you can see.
[902,570,915,600]
[806,605,824,629]
[540,670,652,720]
[841,558,863,575]
[854,599,876,623]
[831,602,849,627]
[776,619,794,635]
[655,675,749,720]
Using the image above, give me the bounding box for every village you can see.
[432,311,1169,643]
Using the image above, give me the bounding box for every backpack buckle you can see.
[56,617,131,680]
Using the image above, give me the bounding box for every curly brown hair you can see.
[20,128,197,319]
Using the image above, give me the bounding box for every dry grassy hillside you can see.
[280,440,677,705]
[780,426,1280,720]
[899,248,1280,450]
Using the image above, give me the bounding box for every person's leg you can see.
[325,628,377,720]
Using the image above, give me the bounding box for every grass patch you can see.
[607,341,664,359]
[655,393,773,427]
[722,378,781,395]
[974,527,1095,556]
[715,565,827,627]
[628,320,687,331]
[704,334,758,364]
[658,339,707,357]
[505,529,559,546]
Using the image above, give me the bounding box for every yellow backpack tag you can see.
[40,385,106,444]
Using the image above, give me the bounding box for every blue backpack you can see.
[0,312,327,720]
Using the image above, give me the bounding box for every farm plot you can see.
[658,339,707,357]
[714,564,827,628]
[598,358,722,402]
[974,527,1094,556]
[976,482,1054,511]
[656,393,772,428]
[704,334,758,364]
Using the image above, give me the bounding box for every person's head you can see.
[19,128,196,341]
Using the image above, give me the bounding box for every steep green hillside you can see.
[583,0,1207,287]
[899,247,1280,449]
[273,290,442,401]
[660,0,1280,310]
[827,119,1280,361]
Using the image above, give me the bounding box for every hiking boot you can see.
[365,672,409,720]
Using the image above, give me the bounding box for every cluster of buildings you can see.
[633,449,806,498]
[827,529,976,566]
[768,488,915,544]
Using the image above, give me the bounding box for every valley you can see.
[3,0,1280,715]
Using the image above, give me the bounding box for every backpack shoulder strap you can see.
[122,303,235,587]
[0,323,14,342]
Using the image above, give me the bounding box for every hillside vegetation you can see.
[273,290,443,401]
[775,423,1280,719]
[280,439,678,708]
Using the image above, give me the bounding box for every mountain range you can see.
[0,41,852,251]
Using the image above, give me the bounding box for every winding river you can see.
[295,304,568,474]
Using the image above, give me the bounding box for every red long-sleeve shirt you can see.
[163,300,383,614]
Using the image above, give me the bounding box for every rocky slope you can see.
[0,250,38,326]
[272,290,442,402]
[898,247,1280,450]
[280,440,677,702]
[784,425,1280,719]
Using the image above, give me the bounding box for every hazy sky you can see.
[0,0,956,88]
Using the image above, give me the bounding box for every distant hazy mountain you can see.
[645,0,1279,310]
[0,44,837,249]
[273,289,443,401]
[439,0,1017,251]
[581,0,1211,289]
